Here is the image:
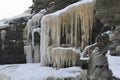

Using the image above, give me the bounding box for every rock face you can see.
[95,0,120,26]
[0,10,32,64]
[109,26,120,56]
[41,0,94,66]
[82,33,113,80]
[95,0,120,56]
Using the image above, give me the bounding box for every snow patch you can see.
[0,19,9,29]
[0,64,82,80]
[107,54,120,78]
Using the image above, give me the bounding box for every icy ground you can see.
[0,53,119,80]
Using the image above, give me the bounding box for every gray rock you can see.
[95,0,120,56]
[0,14,31,64]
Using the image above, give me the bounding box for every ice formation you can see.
[32,28,41,62]
[51,47,80,68]
[41,0,94,66]
[24,45,33,63]
[26,9,46,39]
[24,9,46,63]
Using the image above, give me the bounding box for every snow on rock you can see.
[8,9,32,20]
[50,0,93,16]
[41,0,94,66]
[0,64,82,80]
[0,19,9,29]
[26,9,46,39]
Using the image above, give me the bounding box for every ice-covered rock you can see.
[41,0,94,66]
[26,9,46,40]
[51,47,80,68]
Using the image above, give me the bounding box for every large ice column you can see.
[40,15,61,65]
[41,0,94,66]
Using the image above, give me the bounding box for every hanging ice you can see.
[41,0,94,66]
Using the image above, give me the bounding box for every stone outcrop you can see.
[83,33,113,80]
[0,10,32,64]
[95,0,120,56]
[95,0,120,26]
[109,26,120,56]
